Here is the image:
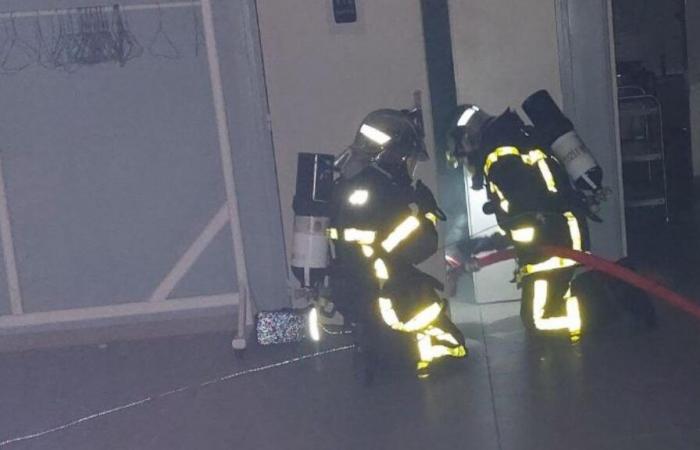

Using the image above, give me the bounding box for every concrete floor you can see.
[2,205,700,449]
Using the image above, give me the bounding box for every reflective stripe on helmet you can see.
[457,106,480,127]
[360,124,391,145]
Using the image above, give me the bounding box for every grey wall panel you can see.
[556,0,626,260]
[170,225,238,300]
[0,243,9,315]
[421,0,477,303]
[212,0,290,311]
[0,9,240,313]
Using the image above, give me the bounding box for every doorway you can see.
[611,0,695,256]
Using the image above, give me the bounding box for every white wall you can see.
[449,0,564,113]
[257,0,443,281]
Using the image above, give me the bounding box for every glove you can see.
[414,180,447,221]
[444,258,480,297]
[461,257,481,273]
[445,247,480,273]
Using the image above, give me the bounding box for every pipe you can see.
[474,247,700,320]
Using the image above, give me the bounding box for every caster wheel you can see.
[232,338,247,359]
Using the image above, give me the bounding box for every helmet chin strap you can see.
[406,156,418,178]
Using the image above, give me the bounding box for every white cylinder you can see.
[550,130,598,181]
[291,216,330,269]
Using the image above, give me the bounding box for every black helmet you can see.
[351,108,428,168]
[446,104,494,169]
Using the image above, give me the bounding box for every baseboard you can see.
[0,295,246,353]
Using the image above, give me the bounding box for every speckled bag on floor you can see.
[256,309,306,345]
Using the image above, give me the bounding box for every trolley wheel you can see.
[232,338,247,359]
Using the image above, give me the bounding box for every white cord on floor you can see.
[321,324,353,335]
[0,345,354,448]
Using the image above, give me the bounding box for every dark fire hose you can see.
[474,246,700,320]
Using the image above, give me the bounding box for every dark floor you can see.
[2,200,700,450]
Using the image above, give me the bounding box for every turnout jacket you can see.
[477,112,590,272]
[329,164,443,323]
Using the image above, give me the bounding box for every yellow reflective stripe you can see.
[379,297,401,329]
[521,150,558,192]
[532,279,582,333]
[425,212,438,226]
[308,307,320,342]
[425,327,443,337]
[417,331,467,367]
[343,228,376,244]
[535,314,571,330]
[361,245,374,258]
[433,344,466,358]
[521,149,547,164]
[379,299,441,333]
[417,333,434,362]
[564,212,582,251]
[426,345,452,359]
[532,279,548,321]
[348,189,369,206]
[522,150,557,192]
[402,302,442,332]
[537,160,558,192]
[532,279,566,330]
[485,148,558,193]
[484,146,521,175]
[327,228,339,240]
[489,182,510,212]
[449,346,467,357]
[417,360,430,371]
[374,258,389,280]
[523,257,577,274]
[495,227,507,236]
[426,327,460,346]
[418,339,466,361]
[511,227,535,243]
[381,215,421,252]
[566,297,582,334]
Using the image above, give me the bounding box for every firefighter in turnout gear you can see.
[446,103,590,342]
[330,108,467,379]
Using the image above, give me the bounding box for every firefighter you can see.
[446,103,590,342]
[329,108,467,379]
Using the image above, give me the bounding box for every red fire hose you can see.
[474,246,700,320]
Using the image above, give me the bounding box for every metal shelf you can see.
[617,90,669,220]
[621,141,662,162]
[626,197,666,208]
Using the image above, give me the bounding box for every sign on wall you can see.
[332,0,357,24]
